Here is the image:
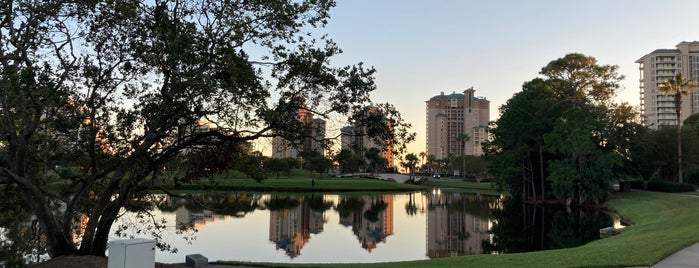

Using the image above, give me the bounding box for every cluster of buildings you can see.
[271,87,490,171]
[271,105,395,170]
[270,40,699,168]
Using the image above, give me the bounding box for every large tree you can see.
[0,0,377,257]
[487,54,641,205]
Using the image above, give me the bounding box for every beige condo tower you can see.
[637,41,699,127]
[425,86,490,159]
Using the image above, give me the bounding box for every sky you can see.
[302,0,699,157]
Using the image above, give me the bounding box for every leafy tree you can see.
[658,73,697,183]
[235,153,266,182]
[334,148,363,174]
[543,107,621,205]
[347,103,416,158]
[630,126,699,182]
[487,54,639,205]
[684,113,699,134]
[264,158,289,178]
[0,0,376,257]
[300,151,333,177]
[450,155,489,181]
[181,141,249,182]
[364,147,388,175]
[418,151,427,172]
[486,78,561,200]
[401,153,419,178]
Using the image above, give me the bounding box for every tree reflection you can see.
[363,197,388,222]
[307,194,334,212]
[405,192,420,216]
[335,196,365,218]
[264,195,300,211]
[482,198,613,254]
[154,193,262,217]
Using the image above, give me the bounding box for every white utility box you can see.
[107,238,156,268]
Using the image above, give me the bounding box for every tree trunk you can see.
[9,172,77,257]
[539,146,545,201]
[678,113,683,183]
[28,193,76,257]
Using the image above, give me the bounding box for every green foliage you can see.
[235,154,266,182]
[265,158,290,178]
[684,113,699,133]
[544,107,620,204]
[1,0,378,257]
[449,155,489,180]
[364,147,388,173]
[300,151,333,176]
[401,153,419,175]
[630,126,699,181]
[487,53,640,205]
[348,103,416,157]
[334,148,363,174]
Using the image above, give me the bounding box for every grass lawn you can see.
[161,176,427,193]
[421,179,503,196]
[218,191,699,268]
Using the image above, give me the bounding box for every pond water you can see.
[108,190,615,264]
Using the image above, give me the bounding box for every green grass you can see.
[162,176,426,193]
[421,179,503,196]
[217,191,699,268]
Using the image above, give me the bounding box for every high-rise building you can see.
[272,106,326,158]
[637,41,699,127]
[340,106,395,169]
[426,87,490,159]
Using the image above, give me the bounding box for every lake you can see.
[109,190,614,264]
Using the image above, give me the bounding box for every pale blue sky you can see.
[315,0,699,156]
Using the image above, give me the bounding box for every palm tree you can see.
[457,133,470,179]
[418,151,427,170]
[658,73,697,183]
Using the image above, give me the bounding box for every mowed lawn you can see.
[219,191,699,268]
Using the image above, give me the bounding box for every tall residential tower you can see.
[637,41,699,127]
[426,87,489,159]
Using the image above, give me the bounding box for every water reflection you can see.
[427,192,497,257]
[0,191,614,264]
[336,196,394,252]
[482,198,613,254]
[267,195,330,258]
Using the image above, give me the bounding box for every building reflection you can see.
[175,207,228,230]
[426,190,498,258]
[268,196,329,258]
[158,193,259,230]
[336,195,394,252]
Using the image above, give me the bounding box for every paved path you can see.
[649,243,699,268]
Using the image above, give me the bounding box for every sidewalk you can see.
[649,243,699,268]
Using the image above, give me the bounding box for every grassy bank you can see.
[161,176,426,193]
[219,191,699,268]
[421,179,502,196]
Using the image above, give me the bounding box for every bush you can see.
[647,181,698,193]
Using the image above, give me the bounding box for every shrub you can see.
[647,181,698,193]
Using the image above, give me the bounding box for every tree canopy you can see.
[486,53,641,205]
[0,0,378,257]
